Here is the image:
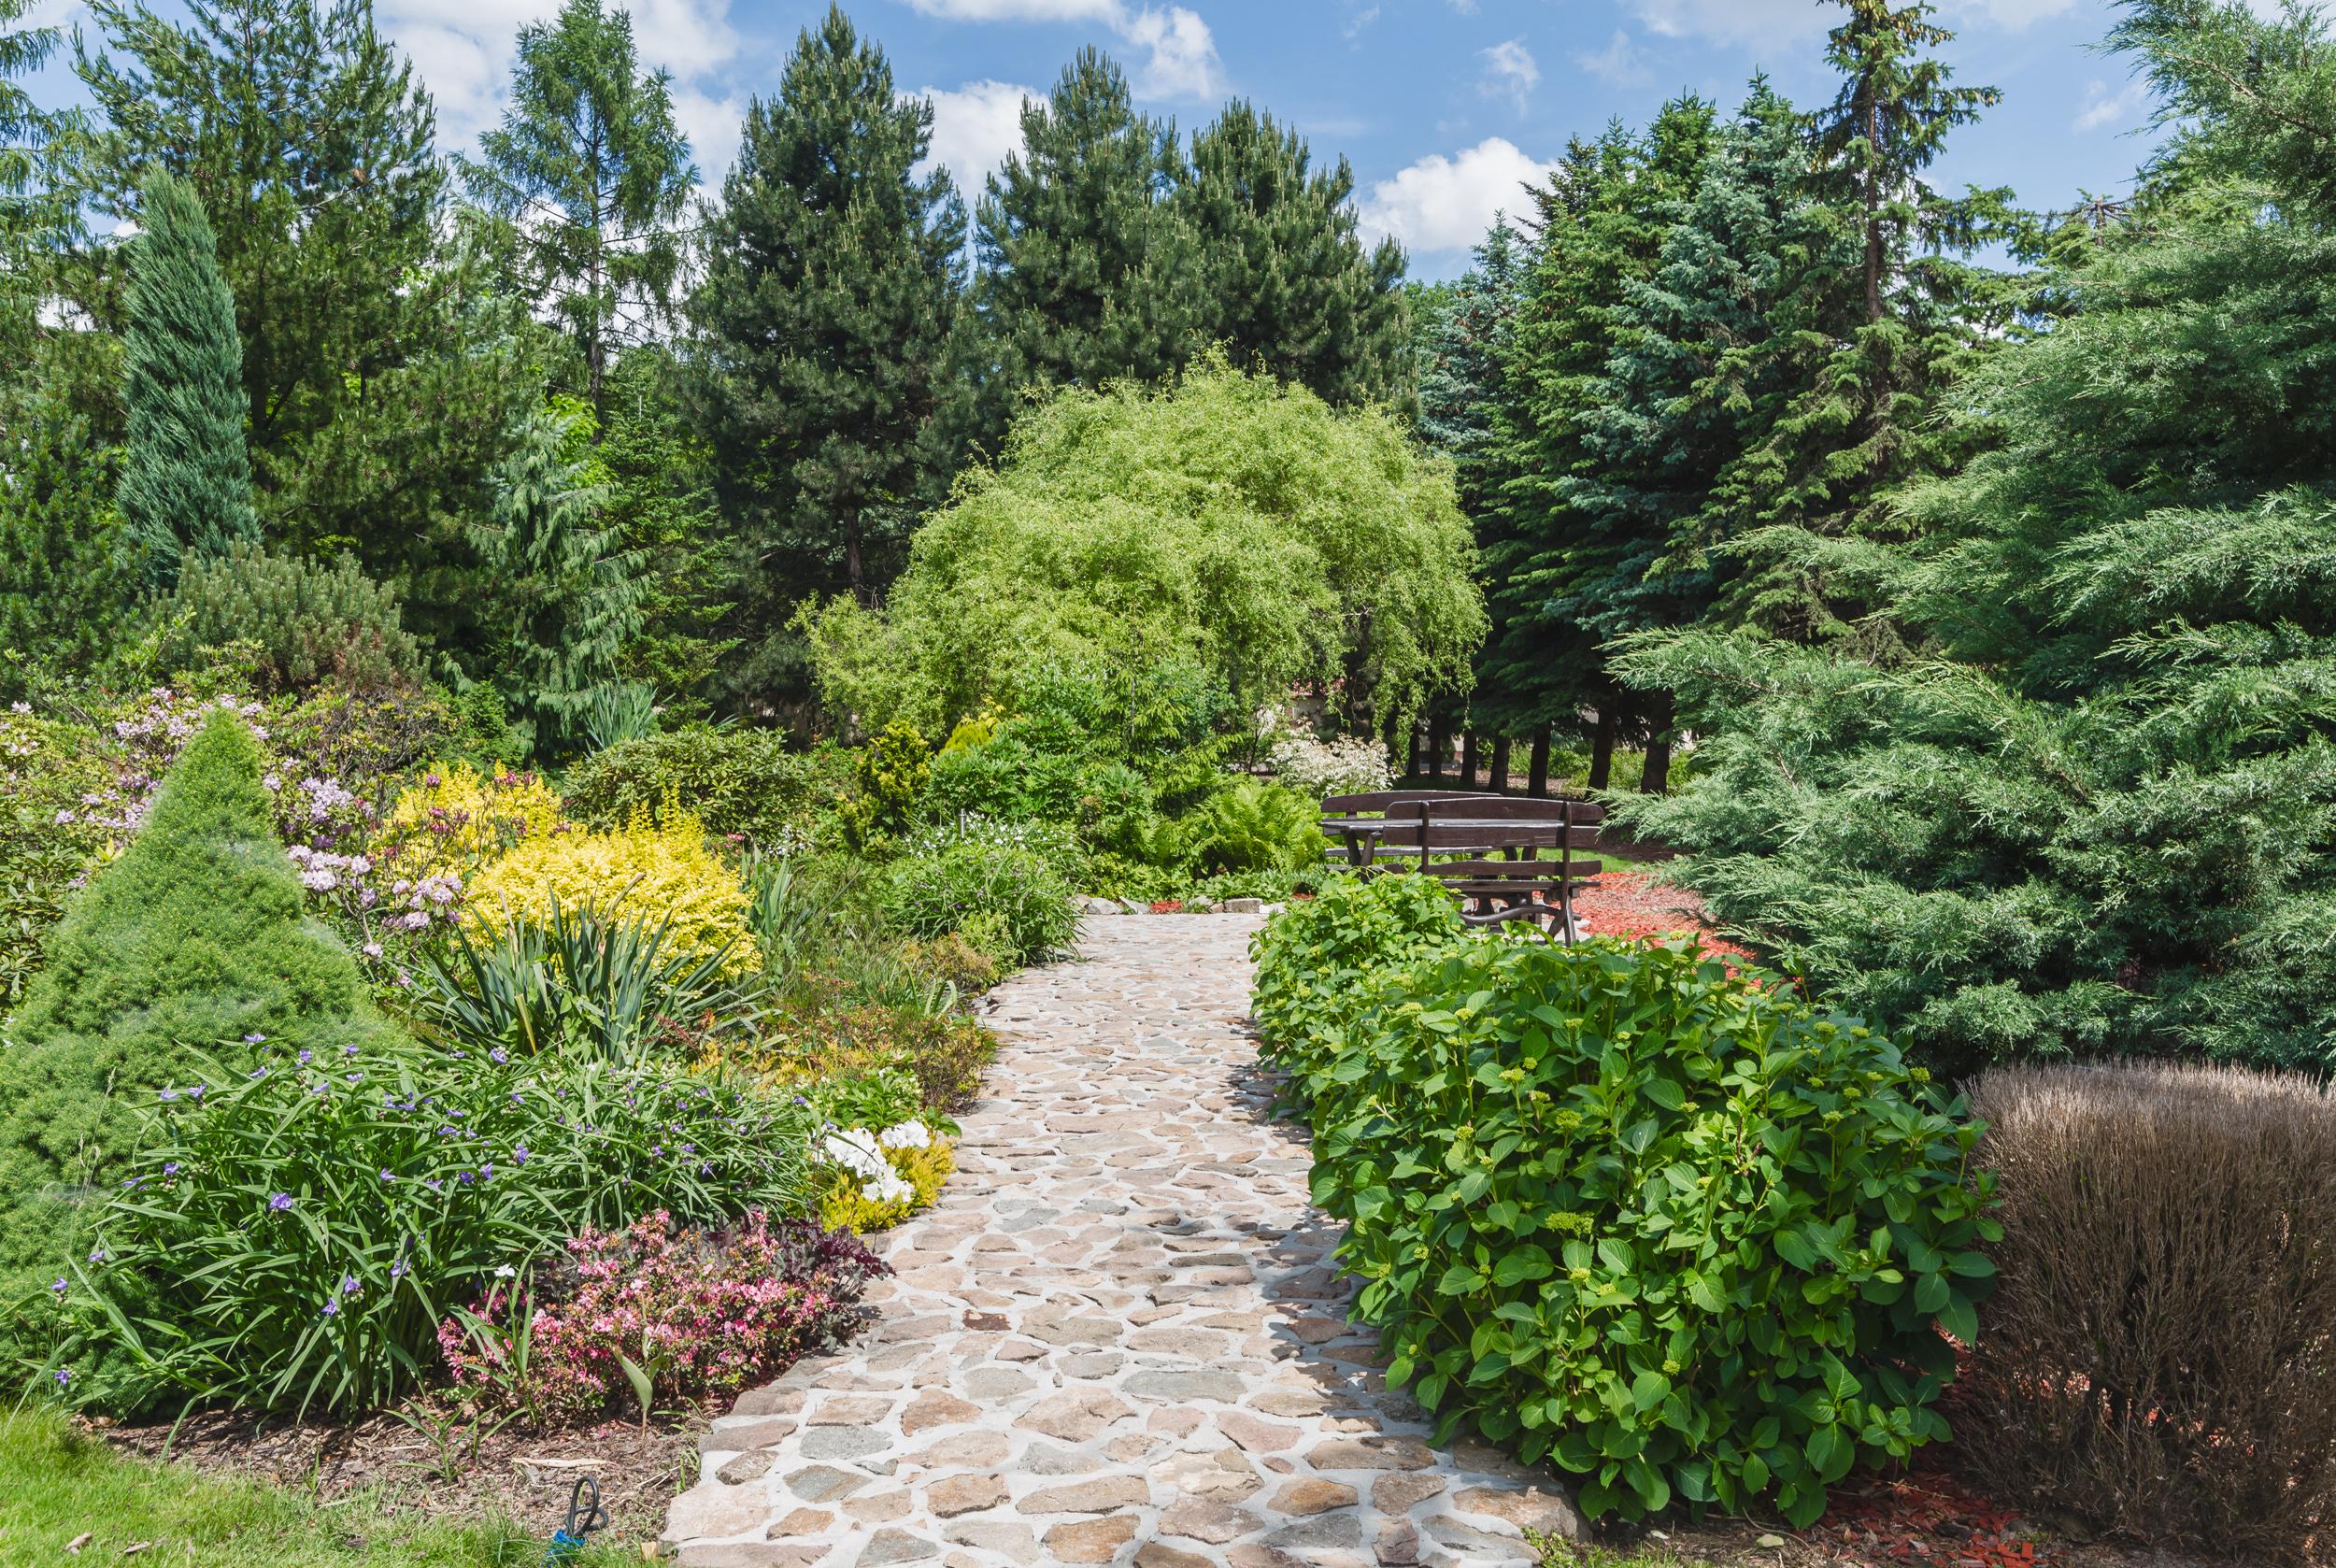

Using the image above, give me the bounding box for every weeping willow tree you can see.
[802,358,1486,740]
[1617,0,2336,1074]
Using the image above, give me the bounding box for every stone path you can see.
[662,914,1581,1568]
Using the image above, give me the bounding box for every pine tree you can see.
[974,49,1200,419]
[1179,101,1411,408]
[461,0,696,410]
[470,404,645,756]
[117,169,257,587]
[0,397,122,696]
[689,4,966,700]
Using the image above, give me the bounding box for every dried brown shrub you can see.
[1964,1062,2336,1561]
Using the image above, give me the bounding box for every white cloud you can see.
[900,0,1224,101]
[1344,5,1382,41]
[1626,0,1831,47]
[917,79,1038,195]
[2072,76,2149,132]
[1478,38,1539,114]
[671,86,746,184]
[1574,29,1650,87]
[1359,137,1555,255]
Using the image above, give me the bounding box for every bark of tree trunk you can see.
[1641,690,1675,795]
[1488,735,1511,796]
[1588,706,1617,791]
[1426,711,1448,781]
[1459,731,1478,789]
[1527,730,1550,798]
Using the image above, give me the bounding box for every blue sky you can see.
[26,0,2169,279]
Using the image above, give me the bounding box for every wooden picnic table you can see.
[1318,792,1606,938]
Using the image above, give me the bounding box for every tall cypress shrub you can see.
[117,169,256,588]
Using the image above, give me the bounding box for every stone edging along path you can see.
[662,913,1583,1568]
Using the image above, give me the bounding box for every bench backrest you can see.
[1319,790,1503,815]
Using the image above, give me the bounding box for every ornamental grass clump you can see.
[40,1035,813,1417]
[1961,1062,2336,1563]
[1302,937,1996,1525]
[0,710,400,1293]
[437,1210,886,1429]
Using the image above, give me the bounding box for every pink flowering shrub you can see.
[437,1210,886,1427]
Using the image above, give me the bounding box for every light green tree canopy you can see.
[803,360,1486,740]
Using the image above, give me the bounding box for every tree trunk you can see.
[1588,706,1617,791]
[846,512,867,606]
[1459,731,1478,789]
[1488,735,1511,796]
[1641,690,1675,795]
[1426,711,1449,781]
[1527,730,1550,798]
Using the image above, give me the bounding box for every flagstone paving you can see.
[662,913,1582,1568]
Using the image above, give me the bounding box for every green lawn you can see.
[0,1410,634,1567]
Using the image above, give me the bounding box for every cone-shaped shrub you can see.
[0,708,398,1285]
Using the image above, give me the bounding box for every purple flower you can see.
[338,1275,360,1296]
[391,1259,407,1280]
[379,1169,395,1182]
[244,1033,266,1044]
[267,1192,294,1212]
[456,1170,475,1186]
[249,1067,268,1080]
[489,1048,508,1065]
[423,1178,443,1192]
[512,1147,529,1164]
[87,1247,107,1263]
[162,1162,179,1176]
[296,1050,312,1065]
[320,1296,339,1318]
[50,1276,66,1297]
[343,1044,360,1057]
[157,1087,178,1102]
[186,1083,205,1100]
[345,1073,363,1084]
[53,1368,70,1389]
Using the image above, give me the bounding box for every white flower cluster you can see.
[1262,714,1393,801]
[877,1119,933,1150]
[286,843,375,894]
[819,1127,915,1207]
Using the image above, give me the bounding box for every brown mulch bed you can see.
[93,1401,701,1551]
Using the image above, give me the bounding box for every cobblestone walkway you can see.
[662,914,1581,1568]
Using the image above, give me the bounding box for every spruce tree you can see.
[0,397,122,695]
[461,0,696,410]
[1179,101,1411,408]
[974,49,1199,420]
[470,404,644,756]
[1706,0,2008,644]
[117,170,257,587]
[689,4,966,698]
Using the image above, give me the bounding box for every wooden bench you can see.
[1319,792,1603,940]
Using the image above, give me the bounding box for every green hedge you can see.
[561,726,842,848]
[1247,871,1461,1076]
[1273,929,1996,1525]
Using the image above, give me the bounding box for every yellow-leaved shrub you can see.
[819,1141,954,1233]
[462,810,753,972]
[377,762,566,883]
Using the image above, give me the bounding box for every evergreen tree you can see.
[1179,101,1411,408]
[1480,102,1716,779]
[974,49,1199,419]
[689,4,966,702]
[470,404,645,756]
[0,398,121,697]
[461,0,696,410]
[0,0,64,368]
[1706,0,2008,644]
[117,169,257,587]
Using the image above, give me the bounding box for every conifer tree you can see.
[974,49,1199,416]
[1179,101,1411,408]
[117,169,257,587]
[689,5,966,698]
[462,0,696,410]
[0,398,121,695]
[1707,0,2008,644]
[470,405,644,756]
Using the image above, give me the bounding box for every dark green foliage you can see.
[1291,935,1994,1524]
[0,398,123,697]
[1178,101,1410,409]
[688,6,967,692]
[563,726,842,848]
[116,170,255,587]
[468,406,645,758]
[880,837,1078,967]
[1247,871,1461,1069]
[154,540,423,695]
[461,0,695,408]
[0,709,399,1291]
[973,49,1199,414]
[1617,0,2336,1072]
[1176,778,1323,877]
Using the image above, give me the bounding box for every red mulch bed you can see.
[1574,864,1758,967]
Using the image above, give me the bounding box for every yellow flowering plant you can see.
[376,761,565,884]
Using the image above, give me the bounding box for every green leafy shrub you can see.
[1961,1062,2336,1562]
[881,838,1078,968]
[154,541,423,695]
[838,720,930,849]
[0,711,400,1292]
[1248,872,1462,1076]
[563,726,842,850]
[1301,937,1996,1525]
[0,709,119,1009]
[40,1034,813,1416]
